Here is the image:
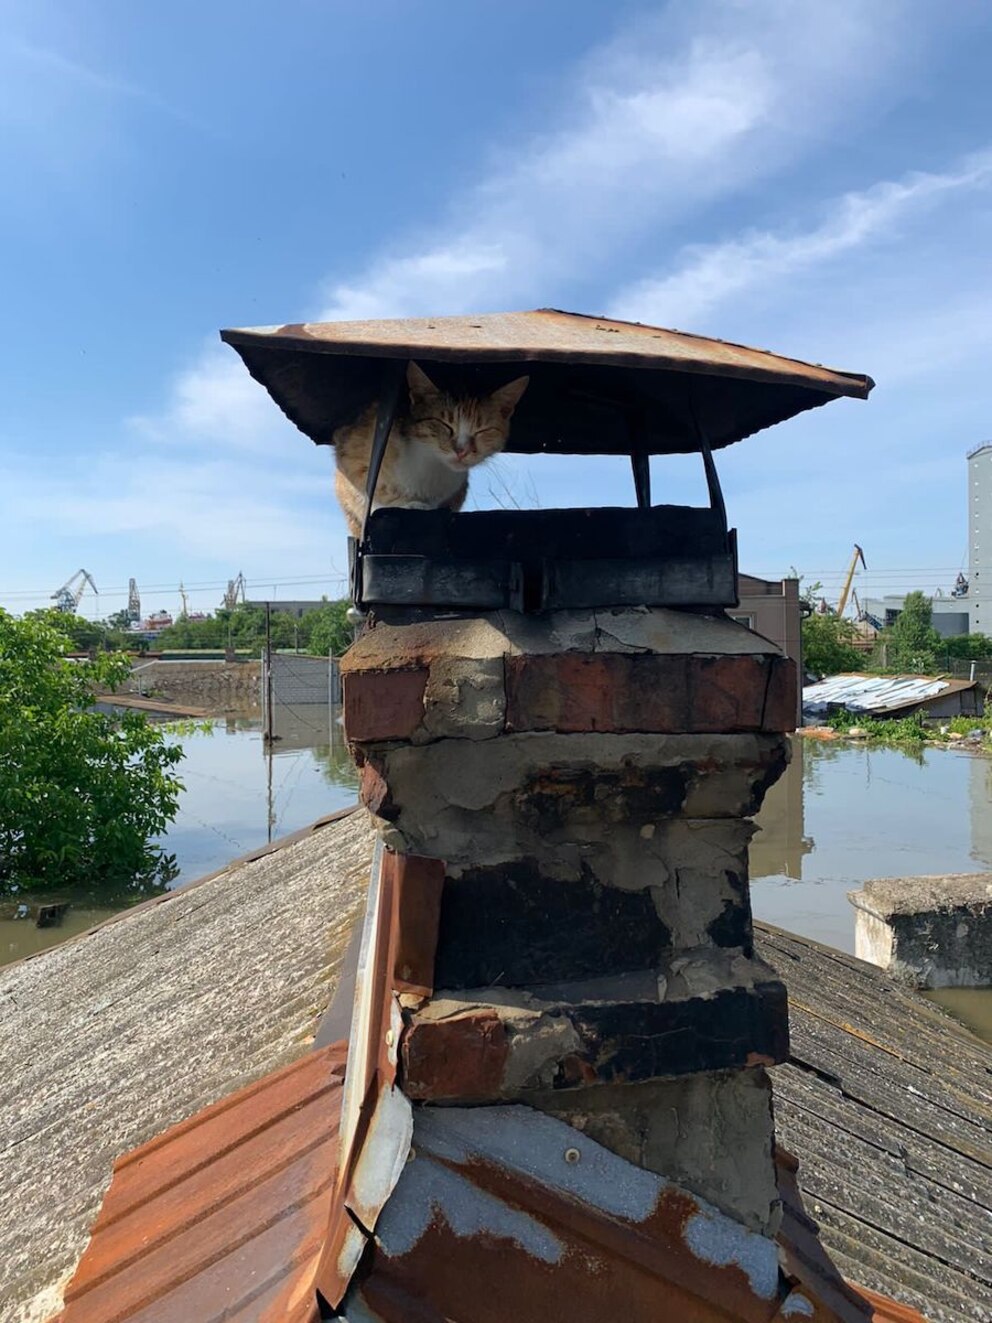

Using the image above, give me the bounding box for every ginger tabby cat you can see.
[334,362,528,536]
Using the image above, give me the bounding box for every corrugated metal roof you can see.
[220,309,873,457]
[803,673,975,716]
[54,1042,347,1323]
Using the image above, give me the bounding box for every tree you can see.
[0,610,185,896]
[941,632,992,661]
[801,611,862,678]
[881,591,942,672]
[306,600,354,657]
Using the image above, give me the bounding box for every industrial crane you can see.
[127,578,141,624]
[179,582,189,619]
[223,572,246,610]
[51,569,98,614]
[836,545,866,618]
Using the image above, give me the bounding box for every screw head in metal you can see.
[564,1147,581,1165]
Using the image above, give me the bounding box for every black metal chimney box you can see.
[220,310,872,615]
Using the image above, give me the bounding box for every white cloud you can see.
[129,343,285,454]
[609,151,992,328]
[320,0,922,320]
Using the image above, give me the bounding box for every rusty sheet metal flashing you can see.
[335,1104,875,1323]
[317,846,444,1307]
[220,309,872,458]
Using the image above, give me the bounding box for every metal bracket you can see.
[687,383,727,530]
[353,362,406,607]
[627,410,652,510]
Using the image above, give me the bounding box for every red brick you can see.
[358,760,392,817]
[506,652,786,734]
[762,656,798,733]
[686,655,767,731]
[401,1010,509,1102]
[505,654,688,733]
[343,667,427,742]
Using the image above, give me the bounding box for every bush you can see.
[874,590,942,672]
[0,610,184,896]
[801,612,862,678]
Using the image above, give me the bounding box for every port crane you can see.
[51,569,98,614]
[836,544,866,618]
[223,572,246,610]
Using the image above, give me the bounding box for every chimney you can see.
[342,605,795,1233]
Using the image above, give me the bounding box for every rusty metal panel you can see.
[55,1042,347,1323]
[317,846,445,1307]
[220,309,872,458]
[340,1103,788,1323]
[336,1107,914,1323]
[222,310,872,398]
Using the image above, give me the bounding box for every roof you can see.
[803,673,976,716]
[762,923,992,1320]
[220,309,873,458]
[11,812,986,1321]
[54,1042,347,1323]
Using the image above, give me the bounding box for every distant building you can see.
[969,442,992,635]
[862,594,969,639]
[244,599,329,619]
[734,575,802,719]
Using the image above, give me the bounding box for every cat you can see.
[333,361,529,536]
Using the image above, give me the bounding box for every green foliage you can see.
[26,608,130,654]
[823,706,928,746]
[0,610,185,897]
[305,600,354,657]
[875,590,942,673]
[801,611,862,678]
[940,633,992,661]
[154,600,353,655]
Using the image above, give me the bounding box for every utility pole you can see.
[264,601,274,744]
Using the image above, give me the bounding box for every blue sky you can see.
[2,0,991,620]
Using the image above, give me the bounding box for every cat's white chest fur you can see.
[379,435,465,509]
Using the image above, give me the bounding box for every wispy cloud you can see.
[319,0,921,320]
[609,151,992,328]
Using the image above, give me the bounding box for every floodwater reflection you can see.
[751,738,992,955]
[0,706,358,968]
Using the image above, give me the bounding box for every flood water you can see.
[749,738,992,955]
[4,724,992,1028]
[0,706,358,968]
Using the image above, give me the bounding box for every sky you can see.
[2,0,991,621]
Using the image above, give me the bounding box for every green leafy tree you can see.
[0,610,185,896]
[880,591,942,672]
[941,632,992,661]
[306,600,354,657]
[801,611,863,678]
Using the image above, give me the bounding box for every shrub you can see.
[0,610,184,896]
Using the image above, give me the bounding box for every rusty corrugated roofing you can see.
[54,1042,346,1323]
[220,309,873,457]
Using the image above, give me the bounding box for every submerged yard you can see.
[3,720,991,974]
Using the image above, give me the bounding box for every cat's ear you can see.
[407,361,441,400]
[489,375,529,416]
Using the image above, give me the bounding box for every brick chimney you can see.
[342,604,795,1235]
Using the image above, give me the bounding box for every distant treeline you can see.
[29,600,354,659]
